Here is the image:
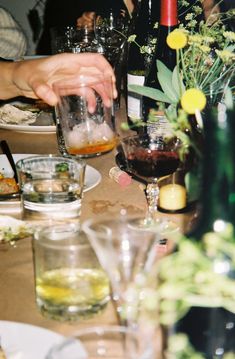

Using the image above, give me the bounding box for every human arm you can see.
[0,52,117,105]
[202,0,220,22]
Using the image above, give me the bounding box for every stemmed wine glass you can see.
[95,12,130,109]
[95,11,129,68]
[120,133,182,228]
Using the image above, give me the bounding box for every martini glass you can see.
[120,134,182,228]
[83,211,178,328]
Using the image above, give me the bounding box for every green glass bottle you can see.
[144,105,235,359]
[191,105,235,236]
[171,105,235,358]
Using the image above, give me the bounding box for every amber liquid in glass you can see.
[68,138,117,156]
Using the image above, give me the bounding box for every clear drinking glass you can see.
[95,12,130,109]
[54,74,117,158]
[50,26,78,54]
[33,223,110,321]
[95,12,129,68]
[16,155,85,223]
[72,24,104,54]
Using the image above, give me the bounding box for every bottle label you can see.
[147,114,173,138]
[127,73,145,120]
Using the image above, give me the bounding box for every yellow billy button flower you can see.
[181,89,207,115]
[166,29,188,50]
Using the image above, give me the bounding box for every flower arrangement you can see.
[127,2,235,146]
[127,0,205,62]
[122,5,235,357]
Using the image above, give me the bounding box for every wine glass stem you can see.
[113,294,139,329]
[146,180,159,223]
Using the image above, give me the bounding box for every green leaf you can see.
[128,84,173,103]
[224,87,234,110]
[156,60,173,82]
[172,66,185,98]
[227,44,235,51]
[156,60,179,103]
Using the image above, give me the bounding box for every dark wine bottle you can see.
[166,105,235,358]
[190,105,235,237]
[143,0,178,121]
[126,0,159,127]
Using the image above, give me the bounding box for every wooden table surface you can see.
[0,104,195,339]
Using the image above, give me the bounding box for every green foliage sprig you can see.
[122,222,235,357]
[135,222,235,327]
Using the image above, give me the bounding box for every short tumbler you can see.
[54,74,116,158]
[33,223,110,321]
[16,155,85,222]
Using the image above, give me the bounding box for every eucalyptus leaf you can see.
[172,66,185,98]
[128,84,172,103]
[227,44,235,51]
[156,60,173,81]
[157,60,179,103]
[224,87,234,110]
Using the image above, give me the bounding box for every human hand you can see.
[76,11,96,29]
[1,53,117,105]
[53,73,114,113]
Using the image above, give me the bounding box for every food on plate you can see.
[0,172,19,194]
[0,100,54,126]
[0,104,37,125]
[0,215,32,244]
[0,178,19,194]
[15,99,52,113]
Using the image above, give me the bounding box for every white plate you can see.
[0,123,56,134]
[0,321,65,359]
[0,154,101,193]
[84,163,102,192]
[0,99,55,133]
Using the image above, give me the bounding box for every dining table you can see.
[0,99,196,342]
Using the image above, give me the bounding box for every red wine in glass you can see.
[126,148,180,180]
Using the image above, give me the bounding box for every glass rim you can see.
[53,73,112,91]
[82,216,155,235]
[121,134,182,149]
[46,325,141,358]
[83,215,180,239]
[65,325,139,337]
[15,154,85,169]
[33,223,90,250]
